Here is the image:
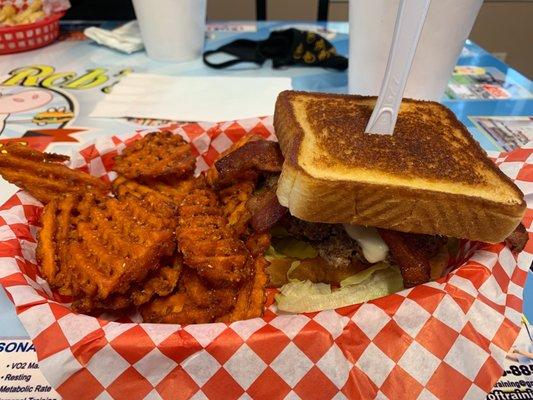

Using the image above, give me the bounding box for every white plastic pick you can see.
[364,0,431,135]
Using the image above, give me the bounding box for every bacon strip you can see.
[247,186,287,232]
[213,140,283,186]
[505,223,528,253]
[377,229,431,288]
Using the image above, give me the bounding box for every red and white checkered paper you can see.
[0,117,532,400]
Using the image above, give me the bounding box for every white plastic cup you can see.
[348,0,483,101]
[132,0,207,62]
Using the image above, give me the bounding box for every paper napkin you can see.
[90,73,292,122]
[84,21,144,54]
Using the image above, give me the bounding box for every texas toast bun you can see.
[274,91,526,243]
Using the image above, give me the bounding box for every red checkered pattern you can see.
[0,118,531,400]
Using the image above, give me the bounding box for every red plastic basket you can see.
[0,12,63,54]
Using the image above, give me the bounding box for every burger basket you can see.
[0,11,63,55]
[0,117,531,400]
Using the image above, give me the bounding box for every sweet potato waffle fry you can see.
[178,188,252,287]
[140,267,237,324]
[143,191,270,323]
[130,257,183,306]
[219,180,255,236]
[219,256,268,322]
[0,142,109,204]
[36,191,176,310]
[113,130,195,180]
[142,175,206,205]
[112,175,178,215]
[75,256,183,313]
[219,232,270,322]
[112,174,205,208]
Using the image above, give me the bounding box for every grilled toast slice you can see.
[274,91,525,243]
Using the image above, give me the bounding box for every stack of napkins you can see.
[90,73,292,122]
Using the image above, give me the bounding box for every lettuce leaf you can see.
[339,262,391,286]
[286,260,301,281]
[275,262,404,313]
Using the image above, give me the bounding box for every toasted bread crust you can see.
[274,91,526,243]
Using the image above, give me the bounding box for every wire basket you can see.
[0,12,63,54]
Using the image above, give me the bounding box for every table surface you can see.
[0,20,531,339]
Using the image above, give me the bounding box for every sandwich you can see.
[221,90,527,312]
[176,90,528,314]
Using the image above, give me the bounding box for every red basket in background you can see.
[0,11,63,54]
